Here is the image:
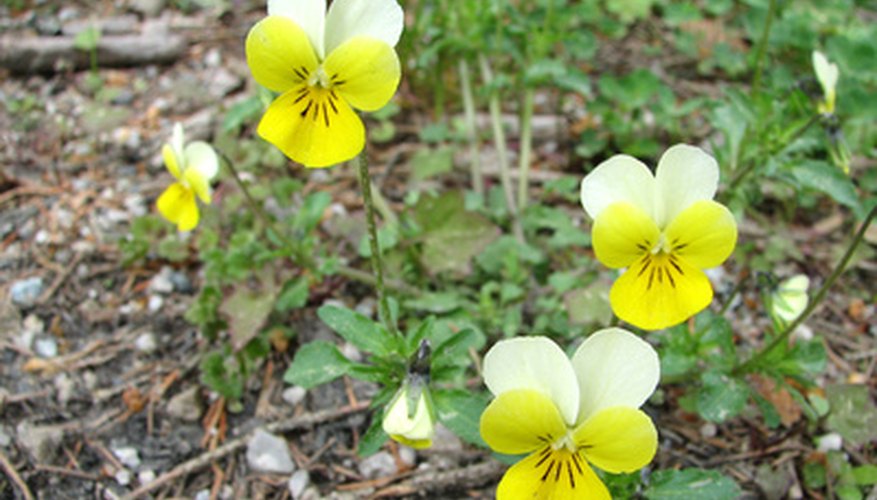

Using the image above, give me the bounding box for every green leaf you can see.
[826,384,877,446]
[432,328,481,371]
[853,465,877,486]
[432,389,489,447]
[275,277,310,312]
[411,146,455,181]
[294,191,332,233]
[414,192,500,275]
[404,292,466,314]
[357,412,389,457]
[221,94,263,133]
[283,341,351,388]
[564,282,613,326]
[317,304,394,356]
[644,468,742,499]
[696,372,750,423]
[200,351,243,401]
[604,0,656,24]
[220,271,280,351]
[792,160,861,210]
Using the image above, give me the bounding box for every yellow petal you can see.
[665,200,737,269]
[480,389,567,455]
[592,201,660,269]
[162,144,181,181]
[389,435,432,449]
[610,252,712,330]
[496,447,610,500]
[184,165,212,204]
[573,406,657,474]
[323,36,400,112]
[157,183,199,232]
[257,85,364,167]
[245,16,319,94]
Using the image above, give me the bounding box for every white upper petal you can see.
[654,144,719,227]
[812,50,838,98]
[571,328,659,424]
[580,154,656,221]
[483,337,580,425]
[184,142,219,180]
[324,0,404,55]
[268,0,327,58]
[171,122,185,163]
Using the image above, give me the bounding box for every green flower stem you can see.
[356,150,399,336]
[733,202,877,375]
[479,54,525,243]
[517,88,535,211]
[458,58,485,199]
[221,154,417,296]
[750,0,778,97]
[368,178,399,227]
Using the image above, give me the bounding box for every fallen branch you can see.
[0,448,35,500]
[120,402,370,500]
[0,33,186,75]
[372,460,504,498]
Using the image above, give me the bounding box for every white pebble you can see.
[288,470,310,498]
[147,295,163,312]
[282,386,307,407]
[138,469,156,484]
[817,432,843,452]
[357,451,397,479]
[245,429,295,474]
[34,337,58,358]
[113,447,141,468]
[115,469,131,486]
[135,332,158,353]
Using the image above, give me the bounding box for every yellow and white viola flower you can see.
[770,274,809,325]
[480,330,659,500]
[382,379,435,449]
[812,50,839,115]
[156,123,219,232]
[245,0,403,168]
[580,144,738,331]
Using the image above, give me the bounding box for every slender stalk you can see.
[478,54,524,243]
[356,150,398,335]
[733,203,877,375]
[750,0,778,97]
[458,59,484,199]
[517,88,535,211]
[221,154,418,296]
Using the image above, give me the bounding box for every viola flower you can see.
[480,329,659,499]
[812,50,838,115]
[156,123,219,232]
[770,274,809,325]
[580,144,738,330]
[245,0,403,168]
[382,379,435,449]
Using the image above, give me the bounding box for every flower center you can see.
[531,443,588,491]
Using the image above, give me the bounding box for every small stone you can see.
[817,432,843,452]
[246,429,295,474]
[147,295,163,312]
[166,386,203,421]
[357,450,397,479]
[288,469,310,498]
[340,342,363,363]
[149,267,174,294]
[354,298,376,319]
[0,427,11,447]
[397,446,416,468]
[83,371,98,391]
[204,48,222,67]
[115,469,131,486]
[16,422,64,463]
[282,386,307,407]
[169,271,193,294]
[128,0,166,17]
[134,332,158,353]
[137,469,155,484]
[34,337,58,358]
[193,489,210,500]
[207,68,242,99]
[700,423,717,439]
[23,314,44,334]
[54,373,75,406]
[10,277,43,307]
[113,447,141,468]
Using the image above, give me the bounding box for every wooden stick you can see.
[0,449,35,500]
